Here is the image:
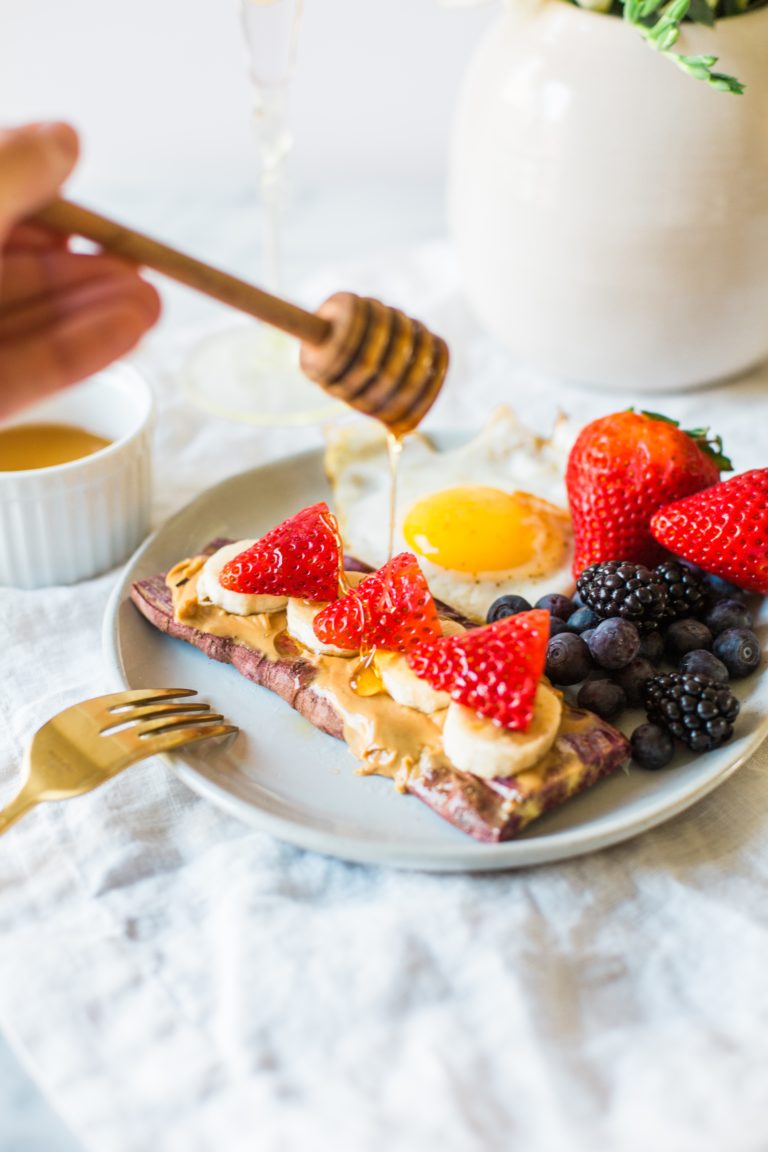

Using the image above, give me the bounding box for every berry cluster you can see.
[487,560,762,772]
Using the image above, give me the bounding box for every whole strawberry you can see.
[566,410,730,576]
[651,468,768,595]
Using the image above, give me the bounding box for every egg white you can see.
[324,407,576,623]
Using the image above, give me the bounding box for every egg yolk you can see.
[403,486,566,574]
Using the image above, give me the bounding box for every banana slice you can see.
[442,683,562,779]
[198,541,287,616]
[375,617,464,713]
[376,652,451,713]
[287,597,356,657]
[285,571,366,657]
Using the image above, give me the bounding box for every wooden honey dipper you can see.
[34,199,449,435]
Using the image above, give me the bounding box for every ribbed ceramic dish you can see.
[0,364,153,588]
[103,446,768,872]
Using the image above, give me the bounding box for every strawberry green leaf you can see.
[635,410,732,473]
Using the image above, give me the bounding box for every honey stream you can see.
[349,430,404,698]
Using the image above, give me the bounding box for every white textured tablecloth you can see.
[1,235,768,1152]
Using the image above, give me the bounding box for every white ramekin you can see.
[0,364,154,588]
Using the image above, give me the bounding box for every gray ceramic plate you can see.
[102,444,768,871]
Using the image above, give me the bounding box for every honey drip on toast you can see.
[350,430,402,698]
[350,649,385,697]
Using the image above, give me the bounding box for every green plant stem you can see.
[618,0,747,91]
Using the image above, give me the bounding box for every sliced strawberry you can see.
[406,609,550,731]
[651,468,768,595]
[219,503,342,601]
[313,552,441,653]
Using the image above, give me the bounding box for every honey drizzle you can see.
[350,431,404,697]
[349,649,385,697]
[386,430,403,564]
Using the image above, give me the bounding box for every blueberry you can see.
[548,616,572,638]
[712,628,762,679]
[567,607,600,634]
[665,618,713,660]
[577,679,627,720]
[704,574,747,603]
[613,658,656,707]
[704,599,753,637]
[587,618,641,670]
[638,630,664,665]
[630,723,676,771]
[545,633,593,686]
[487,594,532,623]
[679,649,729,684]
[535,593,575,621]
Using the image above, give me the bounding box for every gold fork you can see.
[0,688,237,835]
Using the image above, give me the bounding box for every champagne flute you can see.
[182,0,342,425]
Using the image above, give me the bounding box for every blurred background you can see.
[0,0,494,228]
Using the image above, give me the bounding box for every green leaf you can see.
[654,24,682,48]
[619,0,747,93]
[674,53,746,92]
[687,0,716,24]
[637,410,678,426]
[680,54,719,67]
[637,0,666,16]
[635,411,733,472]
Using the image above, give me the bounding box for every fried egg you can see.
[324,407,576,623]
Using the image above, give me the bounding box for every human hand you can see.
[0,122,161,420]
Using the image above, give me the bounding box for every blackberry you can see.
[643,673,740,752]
[655,559,707,620]
[577,561,668,631]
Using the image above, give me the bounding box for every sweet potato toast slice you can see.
[130,542,629,842]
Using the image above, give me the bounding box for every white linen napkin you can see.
[1,240,767,1152]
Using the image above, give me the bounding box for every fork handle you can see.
[0,791,38,835]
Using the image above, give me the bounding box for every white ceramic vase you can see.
[449,1,768,391]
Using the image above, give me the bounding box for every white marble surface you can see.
[1,178,767,1152]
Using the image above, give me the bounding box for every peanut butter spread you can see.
[167,555,592,811]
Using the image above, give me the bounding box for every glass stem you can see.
[253,83,292,298]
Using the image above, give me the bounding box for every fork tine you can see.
[139,724,239,756]
[135,713,226,738]
[100,688,198,712]
[100,701,213,730]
